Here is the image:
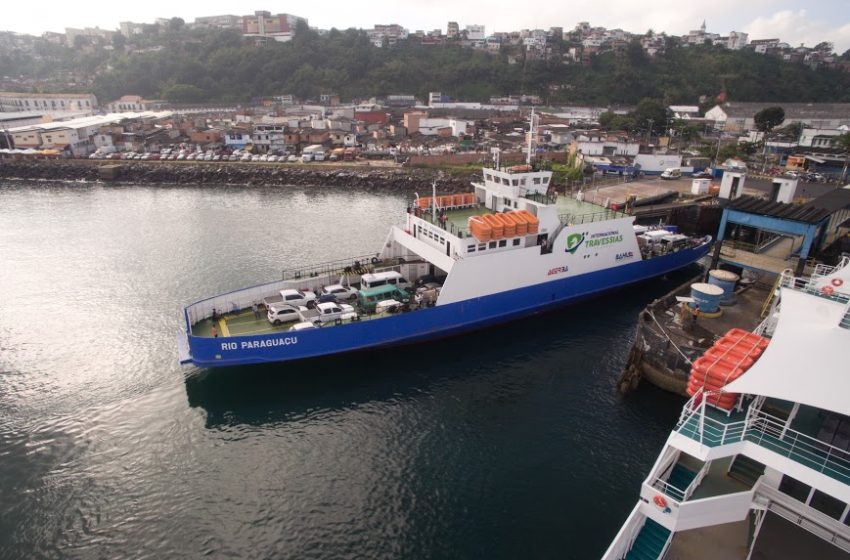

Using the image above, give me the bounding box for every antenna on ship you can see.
[526,107,536,167]
[431,179,437,219]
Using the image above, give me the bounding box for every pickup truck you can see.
[284,289,315,305]
[299,302,358,325]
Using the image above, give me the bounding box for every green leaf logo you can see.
[565,233,585,254]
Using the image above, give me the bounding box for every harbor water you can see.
[0,181,692,559]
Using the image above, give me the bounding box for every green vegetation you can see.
[754,106,786,131]
[3,26,850,105]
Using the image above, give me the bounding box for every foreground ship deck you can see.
[603,258,850,560]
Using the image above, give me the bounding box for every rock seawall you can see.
[0,160,476,192]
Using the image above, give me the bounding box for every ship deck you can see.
[421,194,623,236]
[192,303,409,338]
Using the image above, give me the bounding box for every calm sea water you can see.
[0,181,690,559]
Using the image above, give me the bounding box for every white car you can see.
[287,155,298,162]
[375,299,403,314]
[312,302,357,324]
[321,284,359,301]
[279,288,317,307]
[241,153,252,162]
[289,321,318,331]
[267,304,305,325]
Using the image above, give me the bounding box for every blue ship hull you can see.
[184,241,710,368]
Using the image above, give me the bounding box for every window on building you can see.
[542,177,549,184]
[498,240,507,247]
[467,245,476,252]
[533,177,541,184]
[478,243,485,251]
[809,490,847,520]
[513,239,521,246]
[488,241,496,249]
[778,475,811,503]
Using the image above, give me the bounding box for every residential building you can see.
[723,31,749,50]
[681,21,719,46]
[465,25,485,41]
[799,128,848,149]
[251,121,286,151]
[706,102,850,132]
[106,95,166,113]
[749,38,781,54]
[193,15,241,29]
[417,118,470,137]
[224,130,251,148]
[189,129,223,145]
[8,112,169,156]
[242,11,307,44]
[64,26,116,47]
[368,24,409,47]
[119,21,145,37]
[403,111,427,134]
[447,22,459,39]
[354,110,390,127]
[0,92,97,114]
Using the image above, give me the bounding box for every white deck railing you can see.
[600,504,644,560]
[676,404,850,484]
[756,484,850,553]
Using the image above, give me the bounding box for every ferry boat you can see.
[603,258,850,559]
[176,119,712,368]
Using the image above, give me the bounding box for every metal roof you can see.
[805,185,850,214]
[725,195,831,224]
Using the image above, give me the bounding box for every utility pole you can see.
[646,119,654,145]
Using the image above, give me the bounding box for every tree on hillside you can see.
[754,106,785,132]
[634,98,667,135]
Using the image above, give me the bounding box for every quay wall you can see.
[0,160,476,192]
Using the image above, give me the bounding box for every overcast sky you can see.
[5,0,850,51]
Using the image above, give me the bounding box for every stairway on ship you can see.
[666,463,698,499]
[727,455,765,486]
[625,518,671,560]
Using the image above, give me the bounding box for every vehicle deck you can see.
[192,303,415,338]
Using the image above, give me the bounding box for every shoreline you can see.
[0,159,477,192]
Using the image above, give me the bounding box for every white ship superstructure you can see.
[604,257,850,559]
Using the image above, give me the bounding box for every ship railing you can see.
[522,192,558,205]
[651,476,688,502]
[755,484,850,553]
[678,404,850,485]
[415,210,472,239]
[747,410,850,485]
[281,253,381,281]
[558,209,625,226]
[779,269,850,305]
[600,504,644,560]
[675,396,746,447]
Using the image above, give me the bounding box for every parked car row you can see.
[89,148,303,163]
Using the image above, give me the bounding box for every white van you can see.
[360,271,410,290]
[660,168,682,180]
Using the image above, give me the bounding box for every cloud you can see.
[743,9,850,52]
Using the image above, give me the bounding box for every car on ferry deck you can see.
[321,284,359,301]
[279,288,317,307]
[267,304,303,325]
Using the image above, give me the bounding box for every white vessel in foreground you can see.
[604,257,850,559]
